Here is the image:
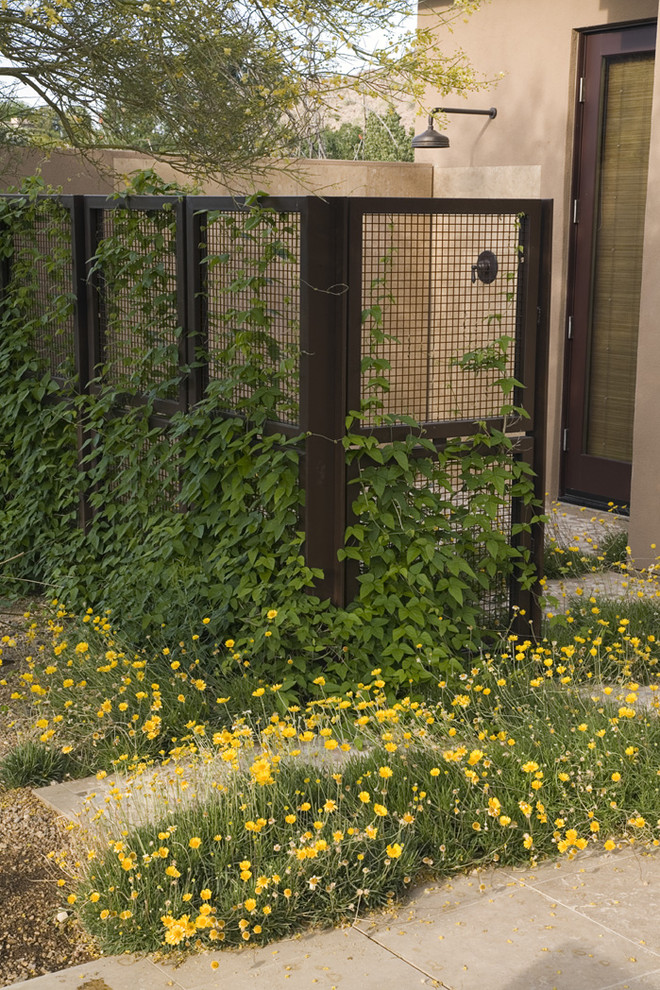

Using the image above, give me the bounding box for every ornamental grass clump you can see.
[3,605,228,774]
[543,500,629,579]
[0,738,76,788]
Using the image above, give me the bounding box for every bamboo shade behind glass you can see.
[586,53,654,461]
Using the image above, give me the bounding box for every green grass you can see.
[0,739,76,788]
[543,528,629,580]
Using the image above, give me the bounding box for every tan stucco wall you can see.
[432,165,542,199]
[0,147,435,199]
[0,147,120,193]
[418,0,659,542]
[112,156,435,198]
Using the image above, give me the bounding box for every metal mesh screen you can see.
[97,209,179,397]
[13,205,75,378]
[360,212,522,426]
[204,210,301,425]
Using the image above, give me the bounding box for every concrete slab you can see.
[545,502,626,547]
[7,955,188,990]
[576,684,660,712]
[6,928,443,990]
[500,844,637,882]
[371,867,519,924]
[32,734,371,828]
[32,776,114,823]
[601,972,660,990]
[511,848,660,954]
[354,865,660,990]
[151,925,441,990]
[545,571,638,604]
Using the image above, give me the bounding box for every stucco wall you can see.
[113,156,435,198]
[0,147,120,193]
[0,148,435,199]
[417,0,659,551]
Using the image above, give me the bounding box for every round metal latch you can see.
[471,250,498,285]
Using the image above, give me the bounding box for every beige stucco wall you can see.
[112,156,435,198]
[418,0,659,553]
[0,147,435,199]
[0,147,120,193]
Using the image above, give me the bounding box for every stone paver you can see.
[543,500,638,606]
[151,925,441,990]
[545,502,627,548]
[511,847,660,953]
[32,777,114,822]
[353,852,660,990]
[7,956,189,990]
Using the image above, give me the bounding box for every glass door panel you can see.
[586,53,654,462]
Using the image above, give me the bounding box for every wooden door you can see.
[562,22,656,507]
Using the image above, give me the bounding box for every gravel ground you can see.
[0,600,99,988]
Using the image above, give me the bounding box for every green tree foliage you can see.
[0,0,482,175]
[0,97,42,145]
[304,110,413,162]
[0,98,94,147]
[362,108,414,162]
[307,122,363,161]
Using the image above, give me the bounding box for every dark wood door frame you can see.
[561,19,656,509]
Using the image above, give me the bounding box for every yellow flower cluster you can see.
[9,594,660,957]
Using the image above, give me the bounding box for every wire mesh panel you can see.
[95,206,180,398]
[203,208,302,425]
[360,210,523,427]
[345,198,549,630]
[12,202,75,378]
[0,191,548,623]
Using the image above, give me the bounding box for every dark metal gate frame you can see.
[267,197,552,633]
[3,192,552,634]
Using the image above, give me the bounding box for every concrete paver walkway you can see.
[10,776,660,990]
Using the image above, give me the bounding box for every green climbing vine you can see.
[0,172,542,695]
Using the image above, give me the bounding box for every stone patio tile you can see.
[150,926,438,990]
[32,777,112,822]
[7,955,187,990]
[509,848,660,954]
[31,784,91,821]
[373,867,520,926]
[500,846,637,883]
[354,878,660,990]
